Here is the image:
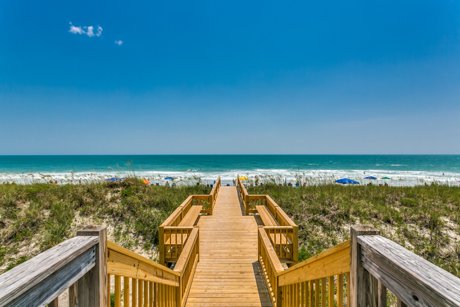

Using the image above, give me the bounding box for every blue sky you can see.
[1,0,459,154]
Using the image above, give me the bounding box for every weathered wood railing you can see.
[108,227,200,307]
[237,178,299,263]
[351,225,460,307]
[159,177,219,265]
[259,224,460,307]
[0,226,107,306]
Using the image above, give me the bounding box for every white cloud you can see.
[68,22,103,38]
[114,40,123,46]
[69,24,84,35]
[86,26,95,37]
[96,26,103,37]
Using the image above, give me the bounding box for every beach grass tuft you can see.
[248,183,460,276]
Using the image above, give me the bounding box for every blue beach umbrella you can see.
[164,176,174,181]
[364,176,377,180]
[335,178,360,185]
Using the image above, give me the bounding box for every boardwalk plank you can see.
[186,186,272,307]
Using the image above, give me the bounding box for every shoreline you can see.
[0,169,459,186]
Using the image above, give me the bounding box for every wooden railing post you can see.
[350,225,379,307]
[159,226,165,265]
[76,226,107,307]
[292,225,299,263]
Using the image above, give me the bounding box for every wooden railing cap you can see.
[350,225,379,236]
[77,225,107,236]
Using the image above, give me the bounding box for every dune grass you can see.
[248,184,460,277]
[0,179,210,273]
[1,181,459,278]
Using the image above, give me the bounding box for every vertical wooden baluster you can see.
[321,278,327,307]
[156,284,160,307]
[338,274,344,307]
[107,274,111,307]
[309,280,314,307]
[305,281,310,307]
[132,278,137,307]
[48,297,59,307]
[69,283,78,307]
[328,276,334,307]
[144,280,149,307]
[149,282,154,307]
[123,277,129,307]
[297,283,301,307]
[300,282,304,307]
[346,272,351,307]
[377,280,387,307]
[315,279,321,307]
[138,279,143,307]
[115,275,121,307]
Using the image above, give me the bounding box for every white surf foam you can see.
[0,169,459,186]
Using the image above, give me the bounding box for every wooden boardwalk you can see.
[186,186,272,307]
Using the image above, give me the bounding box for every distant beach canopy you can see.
[335,178,360,185]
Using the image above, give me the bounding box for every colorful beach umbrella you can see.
[335,178,360,185]
[364,176,377,180]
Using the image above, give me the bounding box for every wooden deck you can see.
[186,186,272,307]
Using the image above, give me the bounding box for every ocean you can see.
[0,155,459,186]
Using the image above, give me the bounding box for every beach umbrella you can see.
[335,178,360,185]
[381,176,391,180]
[239,176,248,181]
[164,177,174,181]
[364,176,377,180]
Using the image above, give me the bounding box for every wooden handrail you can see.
[238,178,299,263]
[107,240,182,307]
[352,227,460,307]
[278,241,350,286]
[160,195,194,227]
[107,230,201,307]
[107,241,180,280]
[174,227,200,306]
[258,228,284,305]
[0,227,107,307]
[159,177,219,265]
[258,229,351,307]
[0,236,98,306]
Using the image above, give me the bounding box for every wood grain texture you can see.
[350,225,380,307]
[186,186,272,307]
[77,226,107,307]
[359,235,460,307]
[278,241,350,286]
[5,246,96,307]
[0,236,98,306]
